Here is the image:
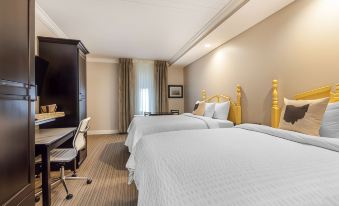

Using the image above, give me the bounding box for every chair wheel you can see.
[66,194,73,200]
[35,196,40,202]
[87,179,92,184]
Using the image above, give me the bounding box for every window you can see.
[134,61,155,115]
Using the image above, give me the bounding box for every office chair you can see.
[35,117,92,201]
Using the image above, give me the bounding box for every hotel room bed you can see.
[125,113,234,152]
[130,81,339,206]
[133,124,339,206]
[125,85,242,153]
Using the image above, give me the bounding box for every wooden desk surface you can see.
[35,112,65,126]
[35,127,76,146]
[35,127,77,206]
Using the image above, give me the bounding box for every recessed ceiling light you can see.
[204,44,211,48]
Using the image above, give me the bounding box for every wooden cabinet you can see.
[38,37,89,167]
[0,0,35,205]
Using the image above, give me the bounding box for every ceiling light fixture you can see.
[204,44,211,48]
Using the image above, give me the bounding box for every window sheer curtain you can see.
[134,61,156,115]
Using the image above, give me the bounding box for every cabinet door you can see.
[78,51,87,122]
[0,0,29,83]
[0,0,35,205]
[79,51,86,99]
[79,99,87,121]
[0,85,34,206]
[39,43,78,127]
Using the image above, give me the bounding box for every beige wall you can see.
[184,0,339,125]
[86,62,184,133]
[168,65,185,113]
[35,15,119,133]
[35,11,183,132]
[87,62,119,133]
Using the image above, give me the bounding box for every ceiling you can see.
[175,0,295,66]
[37,0,295,66]
[37,0,234,60]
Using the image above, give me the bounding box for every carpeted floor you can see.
[35,134,138,206]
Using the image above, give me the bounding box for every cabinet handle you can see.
[0,80,26,88]
[0,94,29,100]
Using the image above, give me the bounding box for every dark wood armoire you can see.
[37,37,89,167]
[0,0,35,205]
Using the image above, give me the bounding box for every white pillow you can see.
[213,101,230,120]
[204,103,215,118]
[320,102,339,138]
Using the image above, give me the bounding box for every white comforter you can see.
[133,124,339,206]
[125,113,233,152]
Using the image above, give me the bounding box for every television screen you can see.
[35,56,49,96]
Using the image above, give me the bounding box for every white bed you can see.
[125,113,234,152]
[131,124,339,206]
[125,85,242,153]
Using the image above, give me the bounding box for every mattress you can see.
[125,113,234,153]
[133,124,339,206]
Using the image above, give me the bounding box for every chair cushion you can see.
[50,148,77,163]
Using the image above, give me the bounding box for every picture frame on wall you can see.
[168,85,183,98]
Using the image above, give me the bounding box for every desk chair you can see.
[35,117,92,201]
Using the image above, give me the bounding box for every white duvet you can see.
[133,124,339,206]
[125,113,234,153]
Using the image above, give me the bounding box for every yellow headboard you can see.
[330,84,339,103]
[271,80,339,128]
[201,84,242,125]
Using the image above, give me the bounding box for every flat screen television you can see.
[35,56,49,96]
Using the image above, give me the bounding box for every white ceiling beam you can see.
[168,0,249,65]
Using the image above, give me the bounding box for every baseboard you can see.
[88,130,119,135]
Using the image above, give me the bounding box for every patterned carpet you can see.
[35,134,138,206]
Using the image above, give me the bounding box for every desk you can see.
[35,127,76,206]
[35,112,65,126]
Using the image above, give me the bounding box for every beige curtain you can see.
[155,60,169,112]
[118,58,134,133]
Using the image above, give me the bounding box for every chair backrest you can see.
[73,117,91,152]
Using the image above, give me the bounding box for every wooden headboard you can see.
[201,85,242,125]
[271,80,339,128]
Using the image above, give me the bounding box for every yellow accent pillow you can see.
[279,97,329,136]
[192,101,206,116]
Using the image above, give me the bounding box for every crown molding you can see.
[168,0,248,65]
[86,57,119,64]
[36,3,68,38]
